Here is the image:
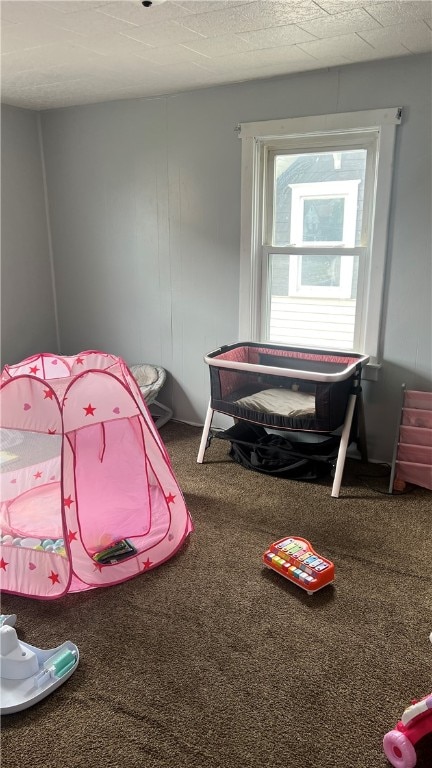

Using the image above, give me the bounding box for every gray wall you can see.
[41,91,240,424]
[14,53,432,461]
[1,105,58,366]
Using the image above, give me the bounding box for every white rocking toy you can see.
[0,615,79,714]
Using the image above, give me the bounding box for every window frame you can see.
[238,108,402,372]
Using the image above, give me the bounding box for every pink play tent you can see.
[0,351,193,599]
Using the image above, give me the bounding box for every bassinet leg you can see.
[197,401,214,463]
[331,393,357,498]
[357,390,368,463]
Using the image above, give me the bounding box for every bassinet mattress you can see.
[234,388,315,418]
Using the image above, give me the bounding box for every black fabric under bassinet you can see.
[197,342,369,498]
[220,421,338,482]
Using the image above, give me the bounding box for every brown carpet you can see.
[1,421,431,768]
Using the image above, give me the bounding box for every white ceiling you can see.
[1,0,431,111]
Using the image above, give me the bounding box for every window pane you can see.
[303,198,344,242]
[273,149,367,247]
[301,254,341,287]
[270,254,290,295]
[269,254,357,350]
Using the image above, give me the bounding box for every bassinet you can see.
[197,342,369,497]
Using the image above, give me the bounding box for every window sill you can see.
[363,362,382,382]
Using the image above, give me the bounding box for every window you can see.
[238,108,402,369]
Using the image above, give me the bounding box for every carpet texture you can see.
[1,421,431,768]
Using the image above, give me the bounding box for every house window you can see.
[238,108,402,366]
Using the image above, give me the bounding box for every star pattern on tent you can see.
[3,352,191,598]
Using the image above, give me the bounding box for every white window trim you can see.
[238,108,402,371]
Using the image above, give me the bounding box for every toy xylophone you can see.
[263,536,334,594]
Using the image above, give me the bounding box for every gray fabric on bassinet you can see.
[234,388,315,417]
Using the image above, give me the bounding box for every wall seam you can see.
[37,112,61,353]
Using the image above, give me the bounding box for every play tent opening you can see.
[0,352,193,600]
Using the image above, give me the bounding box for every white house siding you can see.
[269,297,356,350]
